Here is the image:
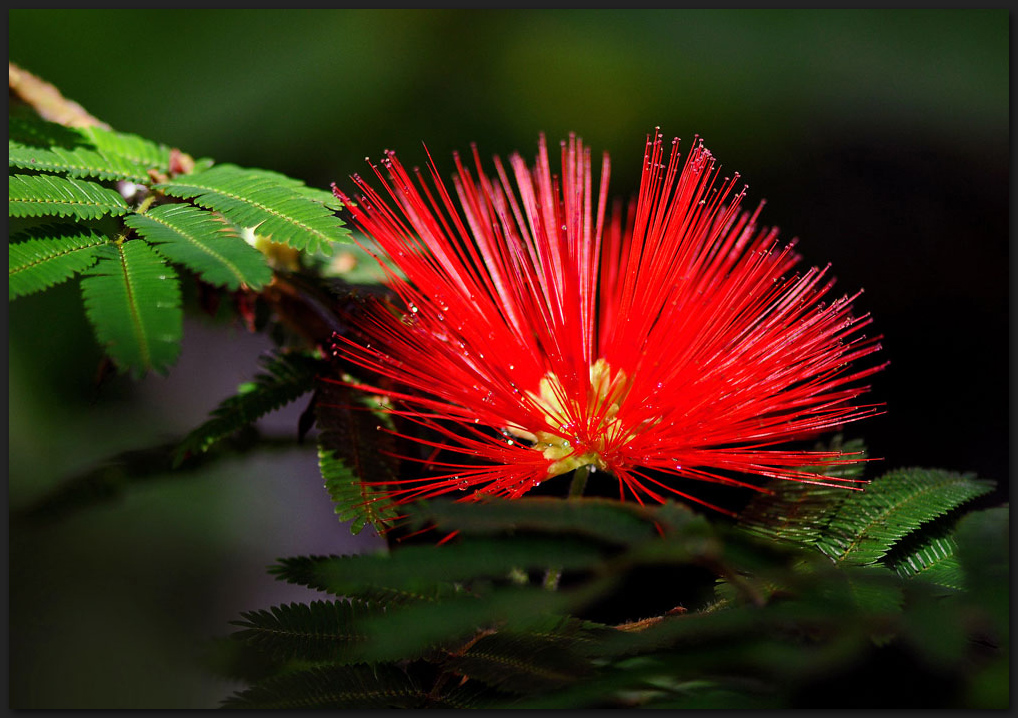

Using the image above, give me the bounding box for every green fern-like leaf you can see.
[270,537,605,602]
[174,351,319,465]
[79,240,182,376]
[430,680,519,709]
[230,600,382,664]
[350,586,592,664]
[9,173,129,221]
[9,141,155,183]
[221,663,423,709]
[892,534,963,590]
[316,380,399,535]
[409,496,662,546]
[271,554,461,607]
[155,163,348,255]
[9,224,112,299]
[815,468,995,565]
[78,125,171,172]
[8,113,89,149]
[738,481,851,548]
[443,630,596,694]
[738,438,868,548]
[319,444,398,536]
[125,203,272,290]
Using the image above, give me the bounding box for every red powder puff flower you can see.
[330,129,884,513]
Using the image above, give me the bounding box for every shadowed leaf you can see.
[79,239,182,376]
[9,224,112,299]
[316,380,399,535]
[222,663,423,709]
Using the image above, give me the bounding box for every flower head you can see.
[331,130,884,512]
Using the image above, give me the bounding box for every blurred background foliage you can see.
[8,9,1008,708]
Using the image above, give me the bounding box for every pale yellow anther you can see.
[506,358,630,477]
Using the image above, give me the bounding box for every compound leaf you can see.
[441,629,596,694]
[155,163,348,255]
[816,468,995,564]
[8,113,89,149]
[125,203,272,290]
[9,142,154,184]
[409,497,660,546]
[230,600,382,664]
[270,537,605,602]
[891,534,963,590]
[738,437,868,549]
[221,663,423,709]
[9,173,129,221]
[79,240,182,376]
[79,124,171,172]
[316,380,399,535]
[9,224,112,299]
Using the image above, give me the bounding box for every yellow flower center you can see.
[507,358,629,477]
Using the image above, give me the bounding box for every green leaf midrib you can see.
[9,234,111,277]
[239,687,414,710]
[136,207,248,284]
[115,241,152,369]
[172,177,333,245]
[9,144,150,183]
[459,647,580,684]
[237,625,363,642]
[832,478,979,561]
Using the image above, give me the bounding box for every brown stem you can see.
[9,62,109,128]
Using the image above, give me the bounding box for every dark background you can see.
[8,9,1009,707]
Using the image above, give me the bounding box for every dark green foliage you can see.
[738,436,867,547]
[815,468,995,564]
[229,600,382,664]
[9,112,91,149]
[8,224,111,299]
[174,351,320,465]
[269,537,607,602]
[124,203,272,291]
[222,663,424,709]
[9,111,349,376]
[270,554,453,605]
[741,463,994,566]
[411,496,661,545]
[442,629,597,693]
[218,470,1007,709]
[155,163,347,255]
[316,380,400,535]
[726,464,995,615]
[79,240,183,377]
[954,505,1009,636]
